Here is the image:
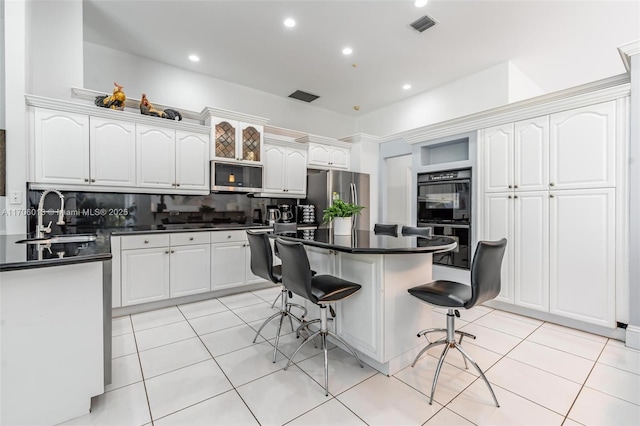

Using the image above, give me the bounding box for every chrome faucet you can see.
[37,189,65,238]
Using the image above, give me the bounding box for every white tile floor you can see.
[62,287,640,426]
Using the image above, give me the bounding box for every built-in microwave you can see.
[211,162,263,193]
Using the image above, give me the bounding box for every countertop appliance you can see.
[306,169,370,230]
[211,161,263,193]
[279,204,294,223]
[417,168,471,269]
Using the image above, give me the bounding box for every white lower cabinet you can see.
[121,246,171,306]
[549,189,616,327]
[211,230,264,291]
[120,232,210,306]
[482,188,615,327]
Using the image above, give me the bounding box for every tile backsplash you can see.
[27,190,299,234]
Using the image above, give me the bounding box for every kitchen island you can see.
[0,234,112,425]
[270,229,457,375]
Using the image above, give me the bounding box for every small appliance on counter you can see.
[267,205,281,226]
[279,204,294,223]
[296,204,316,224]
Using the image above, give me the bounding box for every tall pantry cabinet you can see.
[479,101,619,327]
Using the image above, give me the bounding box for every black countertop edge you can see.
[109,224,317,236]
[272,234,457,255]
[0,253,113,273]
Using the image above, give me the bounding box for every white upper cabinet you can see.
[29,99,211,194]
[308,143,350,169]
[90,117,136,187]
[481,123,513,193]
[549,101,616,189]
[175,131,210,191]
[210,118,264,164]
[482,116,548,193]
[34,108,89,185]
[136,124,176,189]
[514,116,549,191]
[137,125,210,192]
[262,143,307,196]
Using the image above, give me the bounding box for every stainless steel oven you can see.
[417,168,471,269]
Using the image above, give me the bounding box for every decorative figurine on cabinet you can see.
[139,93,182,121]
[94,82,126,110]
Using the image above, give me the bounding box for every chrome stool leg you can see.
[413,309,499,407]
[271,289,282,308]
[284,330,322,370]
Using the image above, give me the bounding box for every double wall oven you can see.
[417,168,471,269]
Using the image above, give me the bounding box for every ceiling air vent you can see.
[410,14,437,33]
[288,90,320,103]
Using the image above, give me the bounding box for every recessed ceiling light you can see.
[188,54,200,62]
[342,47,353,55]
[414,0,428,7]
[284,18,296,28]
[403,84,412,90]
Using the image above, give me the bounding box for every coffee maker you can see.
[278,204,294,223]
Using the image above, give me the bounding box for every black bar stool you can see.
[374,223,398,236]
[275,238,364,396]
[246,230,307,362]
[401,226,432,238]
[407,238,507,407]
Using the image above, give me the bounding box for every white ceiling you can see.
[83,0,640,116]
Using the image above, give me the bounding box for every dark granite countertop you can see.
[269,229,457,254]
[0,232,112,272]
[108,223,317,236]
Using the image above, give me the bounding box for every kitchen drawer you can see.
[210,230,248,244]
[170,232,211,246]
[121,234,170,250]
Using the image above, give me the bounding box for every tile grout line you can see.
[128,313,156,426]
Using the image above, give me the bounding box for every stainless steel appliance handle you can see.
[350,182,358,230]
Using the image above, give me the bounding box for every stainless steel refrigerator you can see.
[306,169,370,230]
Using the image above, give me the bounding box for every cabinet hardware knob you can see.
[91,179,96,183]
[514,185,518,189]
[550,194,555,198]
[514,195,518,199]
[508,185,512,189]
[550,182,555,186]
[84,178,89,182]
[171,250,175,253]
[144,240,149,244]
[189,237,194,241]
[227,235,231,238]
[508,195,512,199]
[176,183,180,187]
[165,250,169,254]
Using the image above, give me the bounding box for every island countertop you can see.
[0,233,112,272]
[269,229,457,254]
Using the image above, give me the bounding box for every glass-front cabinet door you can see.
[214,121,237,160]
[241,124,261,162]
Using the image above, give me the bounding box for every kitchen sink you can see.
[15,234,97,244]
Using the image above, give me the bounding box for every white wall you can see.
[26,0,83,99]
[83,43,357,138]
[1,0,6,234]
[508,62,544,103]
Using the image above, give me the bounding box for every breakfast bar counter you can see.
[269,229,457,375]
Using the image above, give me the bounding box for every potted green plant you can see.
[322,198,365,235]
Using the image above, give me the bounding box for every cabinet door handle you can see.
[84,178,89,182]
[91,179,96,183]
[508,195,512,199]
[189,237,194,241]
[550,194,555,198]
[165,250,169,254]
[176,183,180,187]
[508,185,512,189]
[514,185,518,189]
[227,235,231,239]
[549,182,555,186]
[144,240,149,244]
[170,250,175,253]
[514,195,518,199]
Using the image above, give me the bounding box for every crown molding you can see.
[340,133,383,144]
[70,87,202,121]
[26,94,210,133]
[296,134,351,148]
[383,74,630,145]
[618,40,640,72]
[264,133,308,149]
[264,125,307,139]
[200,106,269,126]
